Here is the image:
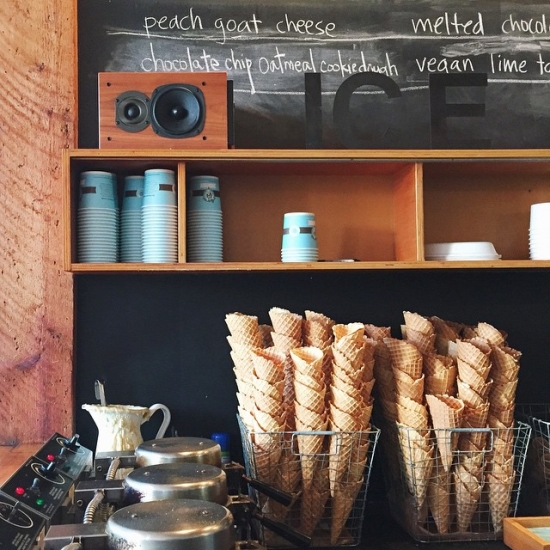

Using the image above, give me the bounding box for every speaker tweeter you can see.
[150,84,206,139]
[115,90,150,133]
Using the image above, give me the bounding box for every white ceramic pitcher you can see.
[82,403,171,453]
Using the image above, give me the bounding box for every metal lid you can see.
[106,499,234,550]
[123,462,228,504]
[135,437,222,467]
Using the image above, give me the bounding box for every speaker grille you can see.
[115,90,150,132]
[150,84,206,139]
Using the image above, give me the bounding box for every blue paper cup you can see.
[122,175,144,212]
[188,175,221,212]
[79,171,117,209]
[143,169,176,207]
[282,212,318,252]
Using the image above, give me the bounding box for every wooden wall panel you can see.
[0,0,76,444]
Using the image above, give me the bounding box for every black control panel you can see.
[0,433,93,550]
[0,493,45,549]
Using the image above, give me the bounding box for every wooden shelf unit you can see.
[63,149,550,273]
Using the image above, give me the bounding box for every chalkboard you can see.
[78,0,550,149]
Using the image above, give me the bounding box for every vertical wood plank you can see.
[0,0,76,443]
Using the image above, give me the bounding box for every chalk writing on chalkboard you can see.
[78,0,550,149]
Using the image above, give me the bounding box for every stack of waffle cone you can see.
[427,452,451,534]
[453,338,493,531]
[453,453,484,532]
[269,307,304,431]
[372,338,398,421]
[476,321,507,347]
[291,346,327,492]
[401,311,436,355]
[425,394,464,472]
[300,464,331,536]
[304,310,335,404]
[226,312,265,432]
[248,348,287,484]
[364,323,392,341]
[429,316,462,356]
[327,323,376,544]
[384,337,423,380]
[486,339,521,533]
[424,352,457,396]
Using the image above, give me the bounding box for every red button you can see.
[15,487,25,496]
[47,454,55,462]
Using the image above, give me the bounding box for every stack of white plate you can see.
[187,176,223,262]
[142,169,178,264]
[120,175,144,263]
[77,171,119,263]
[425,241,501,261]
[529,202,550,260]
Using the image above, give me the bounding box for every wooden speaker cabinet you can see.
[98,72,228,149]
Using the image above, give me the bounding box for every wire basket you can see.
[380,419,531,543]
[238,414,380,548]
[516,404,550,515]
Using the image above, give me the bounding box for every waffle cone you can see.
[294,381,326,414]
[330,478,363,545]
[227,337,255,362]
[271,332,301,353]
[487,472,515,533]
[463,401,490,428]
[332,363,364,389]
[490,346,521,382]
[457,360,490,393]
[300,485,330,536]
[364,323,391,340]
[402,325,436,355]
[253,377,284,399]
[396,399,430,431]
[403,311,434,335]
[291,346,325,376]
[453,472,482,532]
[277,442,302,493]
[253,445,280,484]
[490,379,519,405]
[305,310,335,330]
[252,348,285,383]
[423,352,455,374]
[477,322,507,346]
[331,371,362,399]
[330,384,363,416]
[254,390,285,418]
[383,337,423,379]
[394,370,425,403]
[457,379,485,409]
[268,307,303,340]
[427,453,451,534]
[425,394,465,472]
[303,320,332,348]
[253,406,285,433]
[429,316,461,356]
[296,427,327,490]
[295,400,325,427]
[361,378,376,402]
[457,340,491,373]
[225,312,263,347]
[294,369,325,393]
[330,402,360,431]
[332,340,365,368]
[333,322,365,342]
[329,432,355,493]
[396,423,433,510]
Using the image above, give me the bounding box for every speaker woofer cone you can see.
[115,91,150,132]
[150,84,206,139]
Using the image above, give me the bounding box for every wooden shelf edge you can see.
[66,260,550,273]
[65,148,550,162]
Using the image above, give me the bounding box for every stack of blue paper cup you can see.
[142,169,178,263]
[120,175,144,262]
[77,171,119,263]
[281,212,318,262]
[186,175,223,262]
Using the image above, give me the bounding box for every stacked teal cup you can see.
[142,169,178,263]
[77,170,119,263]
[120,175,144,262]
[281,212,318,262]
[186,175,223,262]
